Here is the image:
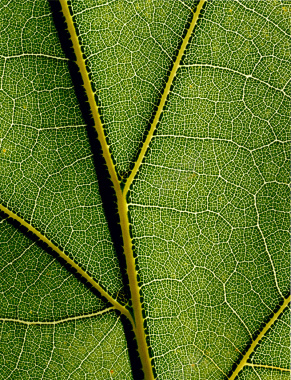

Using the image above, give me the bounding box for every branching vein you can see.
[123,0,207,196]
[0,204,131,323]
[229,296,291,379]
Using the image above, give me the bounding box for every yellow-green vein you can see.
[0,204,132,324]
[123,0,207,196]
[0,307,115,325]
[245,363,291,373]
[229,296,291,379]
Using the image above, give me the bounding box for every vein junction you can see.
[124,0,208,195]
[0,204,131,323]
[58,1,208,378]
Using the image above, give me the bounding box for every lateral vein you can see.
[0,307,115,326]
[123,0,207,195]
[229,296,291,379]
[245,363,291,373]
[0,204,132,323]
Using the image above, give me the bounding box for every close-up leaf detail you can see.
[0,0,290,379]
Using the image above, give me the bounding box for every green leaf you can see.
[0,0,290,379]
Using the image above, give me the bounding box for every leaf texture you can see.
[0,0,290,379]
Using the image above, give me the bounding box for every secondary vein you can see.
[123,0,207,196]
[0,204,131,322]
[229,295,291,379]
[0,307,115,325]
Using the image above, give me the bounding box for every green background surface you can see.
[0,0,290,379]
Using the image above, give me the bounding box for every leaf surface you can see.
[0,0,290,379]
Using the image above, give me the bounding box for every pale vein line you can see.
[175,0,192,11]
[69,314,122,379]
[154,135,288,151]
[128,202,233,228]
[123,0,208,195]
[153,341,227,377]
[0,53,69,61]
[245,363,291,372]
[8,326,28,379]
[0,203,132,323]
[41,324,55,379]
[72,0,116,16]
[0,240,35,274]
[12,123,87,131]
[229,296,291,380]
[0,307,115,326]
[235,0,291,38]
[223,283,253,338]
[181,63,290,98]
[29,153,95,223]
[253,193,283,299]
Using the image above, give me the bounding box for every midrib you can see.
[59,1,155,378]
